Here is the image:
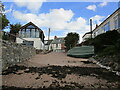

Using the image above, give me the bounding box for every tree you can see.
[0,15,9,30]
[10,23,21,42]
[65,32,79,51]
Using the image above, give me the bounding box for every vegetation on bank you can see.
[83,30,120,56]
[82,30,120,71]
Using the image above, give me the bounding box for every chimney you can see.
[96,24,98,28]
[54,36,57,39]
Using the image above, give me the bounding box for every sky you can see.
[1,0,119,42]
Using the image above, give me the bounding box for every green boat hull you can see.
[67,46,94,58]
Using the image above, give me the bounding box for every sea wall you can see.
[1,40,36,70]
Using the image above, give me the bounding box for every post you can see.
[48,28,50,41]
[48,28,50,50]
[90,19,92,39]
[118,0,120,8]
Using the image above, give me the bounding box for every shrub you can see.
[93,30,120,54]
[115,39,120,53]
[100,45,116,56]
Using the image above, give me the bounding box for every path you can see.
[27,52,97,67]
[2,52,120,89]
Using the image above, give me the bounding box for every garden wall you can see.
[1,39,36,70]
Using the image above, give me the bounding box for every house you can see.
[50,36,65,52]
[92,8,120,38]
[44,40,53,50]
[16,22,45,50]
[82,8,120,42]
[82,32,92,42]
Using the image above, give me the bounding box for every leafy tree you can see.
[0,15,9,30]
[65,32,79,51]
[10,23,21,42]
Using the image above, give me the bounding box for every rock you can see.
[108,62,114,67]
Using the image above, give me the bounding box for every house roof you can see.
[82,32,91,38]
[51,38,65,44]
[44,40,53,45]
[20,22,45,38]
[92,8,120,32]
[20,22,42,32]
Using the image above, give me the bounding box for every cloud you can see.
[86,5,96,11]
[13,0,46,13]
[13,9,106,43]
[3,5,13,14]
[13,8,74,29]
[86,2,108,12]
[13,8,105,42]
[99,2,108,7]
[90,15,105,30]
[13,8,90,42]
[91,15,105,24]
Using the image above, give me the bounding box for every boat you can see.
[67,46,94,58]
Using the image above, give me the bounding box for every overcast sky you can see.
[2,0,119,42]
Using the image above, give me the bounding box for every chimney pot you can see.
[54,36,57,39]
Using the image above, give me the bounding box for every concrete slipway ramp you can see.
[67,46,94,58]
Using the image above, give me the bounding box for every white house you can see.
[82,8,120,42]
[92,8,120,38]
[49,36,65,52]
[44,40,53,50]
[82,32,92,42]
[16,22,45,50]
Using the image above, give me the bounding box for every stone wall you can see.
[1,39,36,70]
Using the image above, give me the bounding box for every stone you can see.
[2,40,36,70]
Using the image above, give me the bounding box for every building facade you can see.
[82,8,120,42]
[16,22,45,50]
[49,36,65,52]
[44,40,53,50]
[82,32,92,42]
[92,8,120,38]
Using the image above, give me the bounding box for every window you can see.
[23,41,34,46]
[36,29,39,38]
[114,19,118,29]
[56,44,58,48]
[19,30,22,37]
[95,32,98,36]
[118,14,120,28]
[26,29,30,38]
[21,29,25,38]
[27,25,35,29]
[114,15,120,29]
[31,29,36,38]
[102,22,110,32]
